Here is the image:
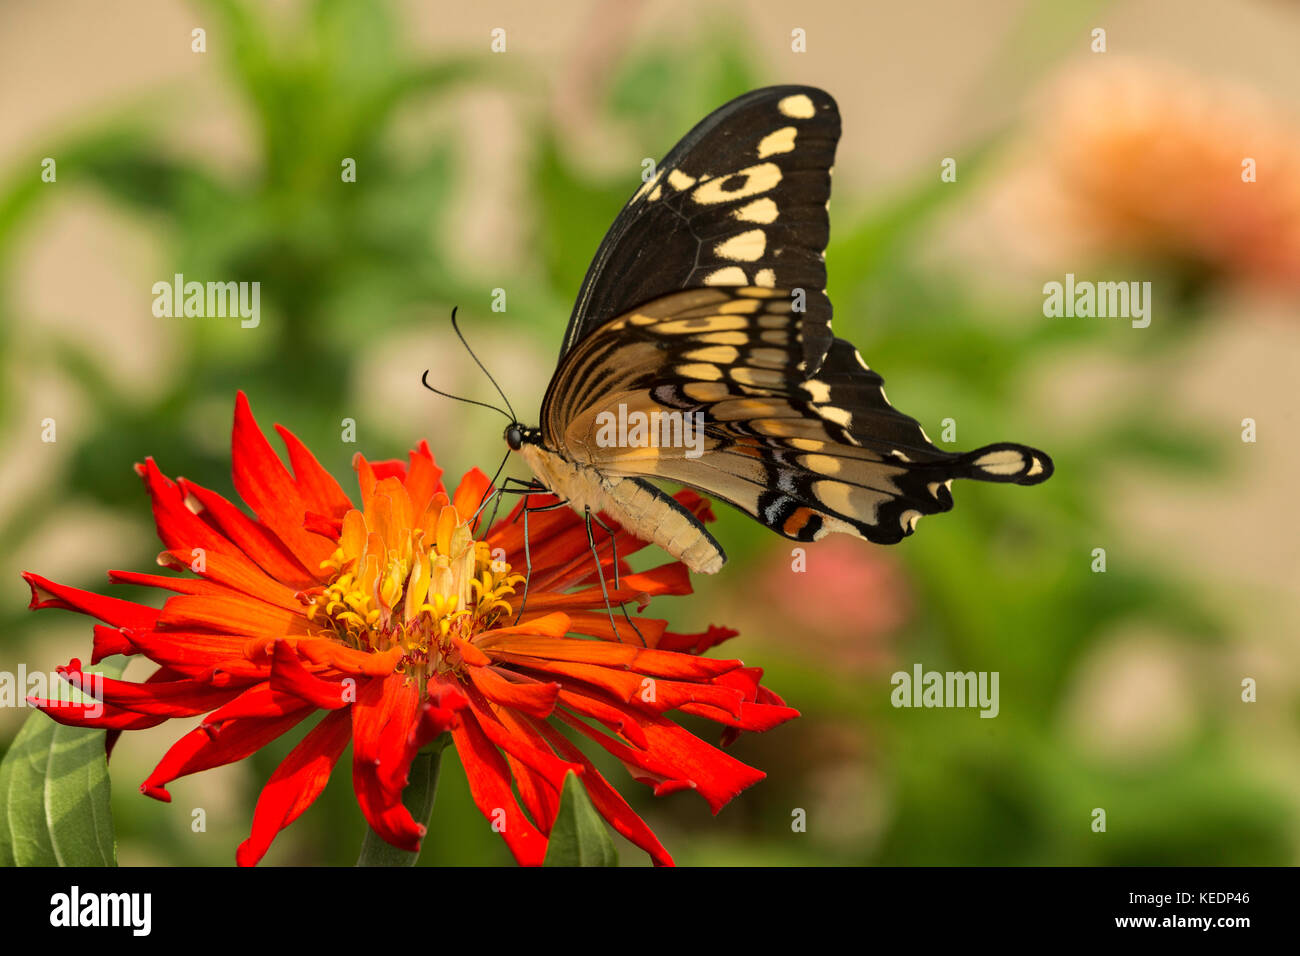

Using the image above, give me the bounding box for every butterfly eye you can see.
[504,425,524,451]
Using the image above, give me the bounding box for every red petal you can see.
[136,457,316,596]
[656,625,740,655]
[479,634,740,680]
[511,563,692,612]
[156,593,310,638]
[236,708,351,866]
[369,459,408,482]
[201,682,317,723]
[120,629,249,675]
[179,480,318,589]
[303,512,344,539]
[350,673,425,850]
[531,718,674,866]
[59,661,249,718]
[451,467,493,526]
[461,686,581,793]
[556,686,650,748]
[413,677,469,743]
[141,708,311,801]
[483,707,563,834]
[556,709,765,814]
[33,697,165,731]
[23,572,158,628]
[268,640,351,710]
[92,625,138,663]
[466,666,559,719]
[230,392,336,577]
[108,569,226,597]
[273,423,354,520]
[552,610,667,645]
[451,713,548,866]
[403,443,444,519]
[292,639,403,677]
[152,547,306,612]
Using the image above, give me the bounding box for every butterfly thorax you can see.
[514,435,725,575]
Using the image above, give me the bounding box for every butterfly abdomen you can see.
[519,441,726,574]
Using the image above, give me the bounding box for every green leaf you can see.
[543,772,618,867]
[355,735,448,867]
[0,657,125,867]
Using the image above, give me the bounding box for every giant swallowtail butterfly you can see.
[493,85,1053,575]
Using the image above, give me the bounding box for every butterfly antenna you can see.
[420,368,512,420]
[450,307,518,422]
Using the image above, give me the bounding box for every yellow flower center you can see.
[304,485,522,686]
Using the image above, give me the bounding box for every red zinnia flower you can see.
[23,393,796,866]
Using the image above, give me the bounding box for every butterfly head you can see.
[503,423,540,451]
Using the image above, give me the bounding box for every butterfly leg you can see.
[584,507,646,647]
[587,511,646,646]
[480,476,547,529]
[512,493,570,625]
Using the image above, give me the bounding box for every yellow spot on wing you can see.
[698,330,749,344]
[714,229,767,262]
[677,363,723,381]
[974,450,1026,475]
[710,398,791,420]
[802,454,842,476]
[717,298,760,314]
[813,479,887,521]
[730,366,785,387]
[667,169,697,190]
[749,347,787,366]
[683,381,731,401]
[684,345,740,364]
[633,170,662,202]
[757,126,798,158]
[755,268,776,288]
[692,163,782,205]
[778,94,816,118]
[801,380,832,403]
[735,198,779,224]
[703,266,748,285]
[658,314,747,333]
[818,405,852,428]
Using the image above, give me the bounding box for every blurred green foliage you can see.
[0,0,1289,866]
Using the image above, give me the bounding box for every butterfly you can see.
[482,85,1053,575]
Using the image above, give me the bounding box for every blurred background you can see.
[1,0,1297,865]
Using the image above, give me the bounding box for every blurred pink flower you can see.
[750,537,912,672]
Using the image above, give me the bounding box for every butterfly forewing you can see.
[557,85,839,376]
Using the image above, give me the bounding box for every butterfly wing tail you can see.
[944,443,1055,486]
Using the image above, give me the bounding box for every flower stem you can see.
[355,735,449,866]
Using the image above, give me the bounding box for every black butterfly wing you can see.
[545,288,1053,546]
[554,85,840,379]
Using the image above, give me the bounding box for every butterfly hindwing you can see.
[544,287,1053,547]
[556,85,840,377]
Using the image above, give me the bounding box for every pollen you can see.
[304,491,522,689]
